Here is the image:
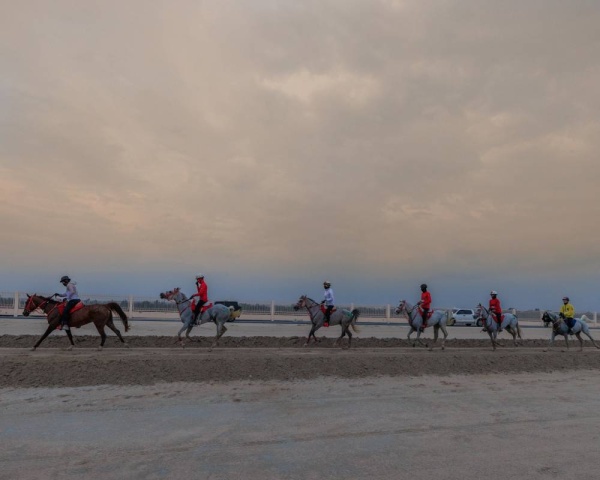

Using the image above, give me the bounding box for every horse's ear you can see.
[27,294,31,298]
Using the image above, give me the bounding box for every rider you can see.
[559,296,575,334]
[54,275,79,330]
[322,281,334,327]
[418,283,431,329]
[489,290,502,332]
[191,274,208,324]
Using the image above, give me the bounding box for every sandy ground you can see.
[2,318,600,479]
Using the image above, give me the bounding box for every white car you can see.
[449,308,479,326]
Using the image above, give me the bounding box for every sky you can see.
[1,0,600,310]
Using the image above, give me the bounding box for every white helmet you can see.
[196,274,204,280]
[490,290,498,295]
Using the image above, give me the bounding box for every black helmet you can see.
[420,284,427,290]
[60,275,70,283]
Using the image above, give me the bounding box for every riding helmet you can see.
[490,290,498,295]
[420,284,427,290]
[60,275,70,283]
[196,274,204,280]
[323,281,331,288]
[562,296,569,302]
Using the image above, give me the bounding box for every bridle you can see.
[24,295,54,315]
[396,300,417,317]
[164,290,192,311]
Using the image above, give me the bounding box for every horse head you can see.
[543,311,560,325]
[293,295,308,311]
[159,288,182,302]
[22,294,53,317]
[395,300,407,315]
[474,303,487,320]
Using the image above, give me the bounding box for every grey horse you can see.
[293,295,360,348]
[395,300,449,350]
[474,304,522,350]
[159,288,234,349]
[541,311,600,352]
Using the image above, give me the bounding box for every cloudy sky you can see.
[1,0,600,310]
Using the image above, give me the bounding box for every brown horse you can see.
[23,294,130,350]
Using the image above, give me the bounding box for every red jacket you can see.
[489,298,501,314]
[193,281,208,302]
[420,291,432,309]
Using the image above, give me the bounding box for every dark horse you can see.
[23,294,130,350]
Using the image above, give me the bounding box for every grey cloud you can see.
[1,0,600,304]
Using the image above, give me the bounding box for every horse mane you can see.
[33,293,58,304]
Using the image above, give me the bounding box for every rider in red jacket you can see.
[489,290,502,331]
[191,274,208,323]
[419,284,431,327]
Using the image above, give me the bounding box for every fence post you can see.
[594,312,597,324]
[386,304,391,321]
[128,295,134,318]
[13,291,19,317]
[270,301,275,321]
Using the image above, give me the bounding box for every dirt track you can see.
[1,335,599,388]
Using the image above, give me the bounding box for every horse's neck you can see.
[404,303,415,319]
[176,294,190,313]
[304,298,321,316]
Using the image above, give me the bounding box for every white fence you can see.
[1,292,597,323]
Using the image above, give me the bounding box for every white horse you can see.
[541,311,600,352]
[394,300,449,350]
[293,295,360,348]
[474,304,522,350]
[160,288,234,349]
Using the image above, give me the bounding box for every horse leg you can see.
[429,326,439,351]
[488,330,496,351]
[408,327,424,347]
[94,324,107,350]
[64,328,75,350]
[559,333,570,352]
[440,324,448,350]
[544,332,557,352]
[415,329,428,348]
[31,324,57,351]
[575,332,584,352]
[506,326,518,347]
[176,324,189,347]
[305,325,317,347]
[582,330,600,349]
[106,319,128,346]
[211,323,227,350]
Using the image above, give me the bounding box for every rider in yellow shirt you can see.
[559,296,575,334]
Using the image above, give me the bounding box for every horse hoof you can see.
[67,346,73,351]
[441,345,445,351]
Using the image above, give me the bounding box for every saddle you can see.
[57,301,85,316]
[417,307,434,320]
[320,305,337,314]
[191,299,213,313]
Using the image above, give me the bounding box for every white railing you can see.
[1,292,597,323]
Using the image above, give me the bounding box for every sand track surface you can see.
[1,335,599,388]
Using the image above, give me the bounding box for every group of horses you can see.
[20,292,600,352]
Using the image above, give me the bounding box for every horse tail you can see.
[350,309,360,333]
[106,302,130,332]
[516,321,523,339]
